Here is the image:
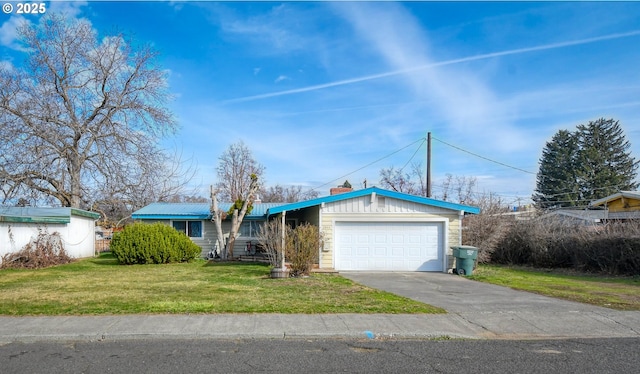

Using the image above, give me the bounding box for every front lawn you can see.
[0,253,444,315]
[471,265,640,311]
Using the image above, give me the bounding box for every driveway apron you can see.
[341,272,640,339]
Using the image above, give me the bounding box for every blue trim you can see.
[131,214,268,221]
[132,214,208,220]
[266,187,480,215]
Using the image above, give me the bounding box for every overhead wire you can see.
[431,136,537,175]
[311,132,622,207]
[310,137,426,192]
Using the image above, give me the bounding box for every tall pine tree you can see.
[532,130,580,209]
[533,118,638,209]
[576,118,639,201]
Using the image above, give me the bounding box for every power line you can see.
[398,138,426,173]
[431,136,537,175]
[311,137,425,191]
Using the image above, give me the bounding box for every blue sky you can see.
[2,1,640,206]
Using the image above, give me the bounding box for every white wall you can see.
[0,216,96,263]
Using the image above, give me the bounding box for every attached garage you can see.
[335,221,443,271]
[266,187,480,273]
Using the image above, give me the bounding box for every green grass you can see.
[0,253,444,316]
[470,264,640,311]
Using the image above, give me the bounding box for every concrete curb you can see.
[1,311,639,343]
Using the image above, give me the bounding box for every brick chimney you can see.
[330,187,353,195]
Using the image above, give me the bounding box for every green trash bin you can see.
[452,246,478,276]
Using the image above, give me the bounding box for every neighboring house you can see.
[539,208,608,226]
[589,191,640,220]
[0,207,100,263]
[132,187,480,272]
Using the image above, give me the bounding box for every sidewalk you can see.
[1,310,639,343]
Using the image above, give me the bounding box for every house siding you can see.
[606,197,640,213]
[141,219,261,258]
[318,195,462,270]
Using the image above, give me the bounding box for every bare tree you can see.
[260,184,318,203]
[378,162,428,196]
[0,14,179,209]
[210,141,264,259]
[437,174,477,204]
[214,141,265,202]
[210,174,259,259]
[379,166,420,195]
[91,152,198,228]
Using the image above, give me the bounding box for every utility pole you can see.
[426,132,432,198]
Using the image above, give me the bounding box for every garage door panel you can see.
[356,247,369,256]
[407,247,421,257]
[335,222,443,272]
[391,235,403,243]
[391,247,404,256]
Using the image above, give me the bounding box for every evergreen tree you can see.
[576,118,639,201]
[532,130,580,209]
[533,118,638,209]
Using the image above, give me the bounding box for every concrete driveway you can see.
[341,272,607,313]
[341,272,640,339]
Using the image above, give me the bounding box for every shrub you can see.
[110,222,201,264]
[286,223,323,277]
[257,219,285,268]
[1,228,72,269]
[491,218,640,275]
[462,193,512,263]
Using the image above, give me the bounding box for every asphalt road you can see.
[1,337,638,373]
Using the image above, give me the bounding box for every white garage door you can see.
[334,221,443,271]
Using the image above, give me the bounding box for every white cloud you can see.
[0,59,14,71]
[0,15,29,50]
[0,1,90,51]
[212,2,330,60]
[330,2,525,151]
[274,75,289,83]
[48,1,88,19]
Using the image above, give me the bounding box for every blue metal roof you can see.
[266,187,481,215]
[0,207,100,223]
[132,188,480,221]
[131,202,287,220]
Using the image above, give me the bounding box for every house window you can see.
[286,218,298,229]
[172,220,203,238]
[240,221,263,237]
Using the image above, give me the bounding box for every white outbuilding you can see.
[0,207,100,263]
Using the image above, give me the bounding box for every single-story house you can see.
[0,207,100,263]
[132,187,480,272]
[589,191,640,220]
[131,201,286,257]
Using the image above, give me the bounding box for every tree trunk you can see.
[228,209,238,258]
[210,186,227,260]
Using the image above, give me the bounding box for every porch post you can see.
[280,211,286,269]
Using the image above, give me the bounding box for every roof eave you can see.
[0,216,70,224]
[266,187,481,216]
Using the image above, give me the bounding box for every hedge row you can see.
[110,222,201,265]
[490,220,640,276]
